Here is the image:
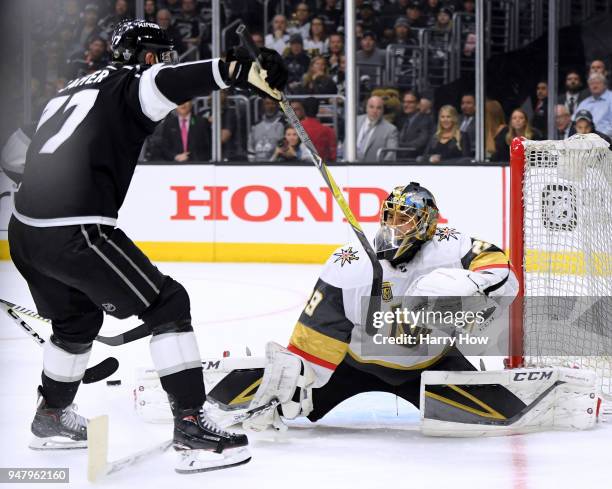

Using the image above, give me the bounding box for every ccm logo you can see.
[513,371,554,381]
[202,360,221,370]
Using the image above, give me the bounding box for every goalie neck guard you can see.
[374,182,439,266]
[110,19,178,65]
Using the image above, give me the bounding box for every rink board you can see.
[0,164,508,263]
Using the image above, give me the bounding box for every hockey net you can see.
[508,133,612,396]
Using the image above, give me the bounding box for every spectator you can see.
[304,16,328,55]
[423,0,442,26]
[555,104,572,140]
[356,96,398,161]
[251,32,265,49]
[531,80,548,135]
[331,54,346,95]
[558,70,586,116]
[248,98,286,161]
[76,4,102,51]
[271,126,309,162]
[219,90,246,161]
[421,105,470,163]
[406,1,428,28]
[397,91,434,158]
[144,0,157,22]
[325,33,344,74]
[459,93,476,155]
[506,108,542,150]
[291,100,306,120]
[163,0,182,16]
[98,0,131,40]
[265,14,290,55]
[358,2,384,39]
[300,98,337,161]
[419,96,435,126]
[153,100,211,162]
[284,34,311,91]
[68,37,109,78]
[174,0,201,49]
[588,59,610,84]
[288,3,312,40]
[461,0,476,15]
[156,9,186,55]
[575,72,612,136]
[297,56,337,95]
[318,0,342,31]
[570,109,612,147]
[57,0,82,36]
[356,32,386,89]
[486,99,509,161]
[392,18,419,45]
[433,7,453,33]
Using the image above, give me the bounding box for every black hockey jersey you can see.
[14,58,229,226]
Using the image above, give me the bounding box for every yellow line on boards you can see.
[0,240,339,264]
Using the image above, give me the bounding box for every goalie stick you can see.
[0,298,119,384]
[235,24,383,335]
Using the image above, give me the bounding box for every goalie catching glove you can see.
[226,46,287,101]
[242,342,315,432]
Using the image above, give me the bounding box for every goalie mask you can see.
[374,182,439,266]
[111,20,178,65]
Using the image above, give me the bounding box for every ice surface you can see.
[1,260,609,489]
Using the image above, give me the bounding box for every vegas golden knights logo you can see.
[382,281,393,302]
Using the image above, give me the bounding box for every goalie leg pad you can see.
[420,367,600,436]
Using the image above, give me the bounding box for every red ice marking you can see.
[511,436,528,489]
[223,351,230,358]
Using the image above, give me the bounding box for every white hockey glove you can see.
[243,342,315,432]
[226,47,287,101]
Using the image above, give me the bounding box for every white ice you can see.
[1,260,609,489]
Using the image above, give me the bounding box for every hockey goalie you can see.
[139,183,603,435]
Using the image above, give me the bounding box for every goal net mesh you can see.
[519,133,612,395]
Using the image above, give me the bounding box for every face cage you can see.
[375,202,437,256]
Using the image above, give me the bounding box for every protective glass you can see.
[160,49,179,65]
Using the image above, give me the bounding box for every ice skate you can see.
[29,386,87,450]
[173,406,251,473]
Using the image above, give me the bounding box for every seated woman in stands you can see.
[271,126,309,162]
[420,105,471,163]
[493,107,542,161]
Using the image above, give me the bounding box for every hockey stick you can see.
[0,297,151,347]
[87,415,173,482]
[235,24,383,334]
[0,298,119,384]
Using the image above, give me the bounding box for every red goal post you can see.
[507,134,612,395]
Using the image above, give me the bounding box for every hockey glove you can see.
[226,46,288,101]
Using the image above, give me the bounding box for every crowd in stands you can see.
[17,0,612,164]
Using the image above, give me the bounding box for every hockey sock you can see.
[159,367,206,410]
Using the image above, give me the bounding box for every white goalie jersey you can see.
[287,227,519,387]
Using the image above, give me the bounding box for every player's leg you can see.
[59,224,249,470]
[9,217,100,449]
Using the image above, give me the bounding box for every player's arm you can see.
[459,236,517,297]
[137,47,287,123]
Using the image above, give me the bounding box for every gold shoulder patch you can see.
[382,281,394,302]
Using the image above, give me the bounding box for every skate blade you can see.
[175,446,251,474]
[29,435,87,450]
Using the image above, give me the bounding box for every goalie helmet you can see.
[110,19,178,65]
[374,182,439,265]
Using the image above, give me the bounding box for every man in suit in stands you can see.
[356,95,398,161]
[152,100,212,162]
[557,70,586,116]
[555,104,573,140]
[397,91,433,158]
[459,93,476,156]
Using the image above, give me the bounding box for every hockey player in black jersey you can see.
[9,19,287,472]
